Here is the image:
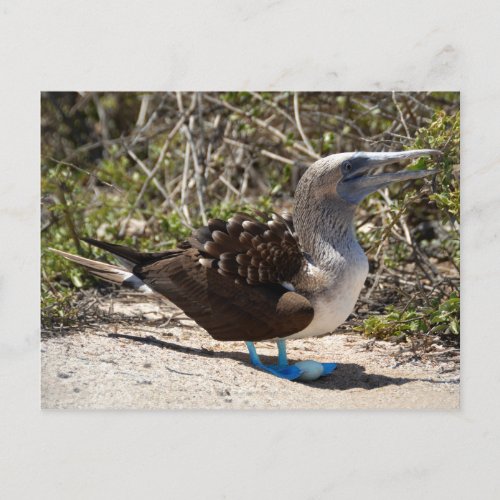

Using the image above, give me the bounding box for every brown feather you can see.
[226,220,243,238]
[212,230,244,253]
[239,232,254,247]
[236,254,251,266]
[134,248,314,341]
[242,220,266,235]
[219,259,238,274]
[203,241,226,258]
[208,219,228,233]
[191,226,213,244]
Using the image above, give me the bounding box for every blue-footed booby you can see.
[52,149,440,382]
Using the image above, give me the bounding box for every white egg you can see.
[295,360,324,382]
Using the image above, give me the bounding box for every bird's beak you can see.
[337,149,441,204]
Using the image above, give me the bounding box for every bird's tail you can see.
[49,247,153,292]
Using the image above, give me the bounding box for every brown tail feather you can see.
[49,248,151,291]
[83,237,185,266]
[82,238,144,265]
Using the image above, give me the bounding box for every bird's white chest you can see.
[286,255,369,340]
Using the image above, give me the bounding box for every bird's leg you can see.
[244,341,301,380]
[277,339,288,368]
[245,341,262,366]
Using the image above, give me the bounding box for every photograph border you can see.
[1,1,498,498]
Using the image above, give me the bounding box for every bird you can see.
[52,149,440,382]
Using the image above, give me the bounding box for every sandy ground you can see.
[41,293,460,410]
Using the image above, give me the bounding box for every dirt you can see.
[41,293,460,410]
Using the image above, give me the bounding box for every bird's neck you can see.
[293,192,361,271]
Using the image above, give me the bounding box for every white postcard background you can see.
[1,1,499,498]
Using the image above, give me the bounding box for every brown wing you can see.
[134,248,313,342]
[188,212,304,286]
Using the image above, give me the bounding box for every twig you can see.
[365,255,386,300]
[392,91,411,139]
[196,92,207,169]
[206,113,221,168]
[181,138,192,225]
[293,92,317,157]
[136,94,151,127]
[260,149,295,165]
[218,175,246,198]
[182,124,208,225]
[45,157,123,194]
[91,93,110,142]
[222,136,251,150]
[176,91,184,113]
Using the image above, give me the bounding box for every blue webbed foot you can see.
[295,360,336,381]
[245,341,337,382]
[261,363,303,380]
[321,362,337,376]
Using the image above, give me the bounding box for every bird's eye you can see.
[343,161,352,172]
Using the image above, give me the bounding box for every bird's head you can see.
[297,149,441,206]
